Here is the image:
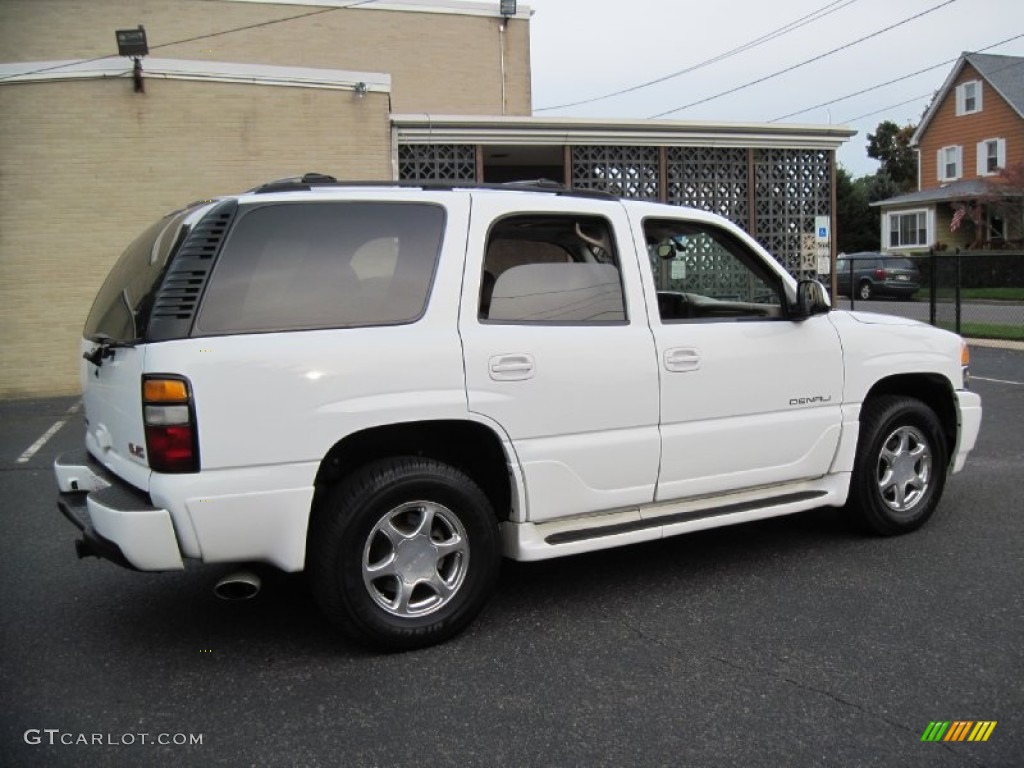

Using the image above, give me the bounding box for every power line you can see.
[769,33,1024,122]
[772,63,954,123]
[0,55,125,83]
[649,0,959,119]
[148,0,376,51]
[840,93,933,124]
[838,55,1024,123]
[0,1,376,83]
[535,0,859,112]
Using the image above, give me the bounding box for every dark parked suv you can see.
[836,252,921,300]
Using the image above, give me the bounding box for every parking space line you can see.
[17,401,82,464]
[972,376,1024,387]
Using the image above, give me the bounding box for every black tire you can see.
[858,280,873,301]
[846,395,948,536]
[307,457,500,651]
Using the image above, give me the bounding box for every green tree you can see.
[835,166,880,253]
[866,121,917,192]
[949,161,1024,245]
[864,171,902,204]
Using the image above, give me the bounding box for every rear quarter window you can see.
[195,202,445,334]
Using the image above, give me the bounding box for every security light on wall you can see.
[116,25,148,57]
[115,25,148,93]
[500,0,516,16]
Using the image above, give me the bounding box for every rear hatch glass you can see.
[883,258,917,271]
[81,202,212,487]
[84,203,210,343]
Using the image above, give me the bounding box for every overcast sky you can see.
[523,0,1024,177]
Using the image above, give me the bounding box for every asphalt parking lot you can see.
[1,346,1022,767]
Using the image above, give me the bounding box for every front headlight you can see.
[961,340,971,389]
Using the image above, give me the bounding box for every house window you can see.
[888,211,928,248]
[956,80,982,115]
[989,213,1006,240]
[938,146,962,181]
[977,138,1006,175]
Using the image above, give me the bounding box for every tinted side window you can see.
[196,203,444,334]
[479,214,626,324]
[643,218,785,321]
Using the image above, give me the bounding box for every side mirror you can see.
[794,279,831,320]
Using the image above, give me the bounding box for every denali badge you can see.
[128,442,146,459]
[789,395,833,406]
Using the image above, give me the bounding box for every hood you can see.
[844,310,927,328]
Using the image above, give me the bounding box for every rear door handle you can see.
[664,347,701,372]
[489,354,535,381]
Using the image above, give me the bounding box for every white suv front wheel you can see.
[308,457,500,651]
[846,395,948,535]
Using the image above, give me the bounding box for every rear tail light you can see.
[961,341,971,389]
[874,268,887,279]
[143,375,199,473]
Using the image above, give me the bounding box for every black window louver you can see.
[146,200,237,341]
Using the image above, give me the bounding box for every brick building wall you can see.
[0,77,391,397]
[0,0,532,396]
[0,0,532,116]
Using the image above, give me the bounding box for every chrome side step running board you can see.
[501,475,850,561]
[544,490,826,545]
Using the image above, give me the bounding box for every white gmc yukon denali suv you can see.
[55,177,982,650]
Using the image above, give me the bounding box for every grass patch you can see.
[932,287,1024,301]
[937,321,1024,341]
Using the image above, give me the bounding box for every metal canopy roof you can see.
[392,114,857,150]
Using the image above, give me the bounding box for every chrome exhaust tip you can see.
[213,570,261,600]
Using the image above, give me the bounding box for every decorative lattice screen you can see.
[753,149,831,279]
[398,144,476,182]
[571,146,659,199]
[398,142,832,281]
[667,147,749,232]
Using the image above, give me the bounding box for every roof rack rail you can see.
[249,173,339,194]
[302,172,338,184]
[496,179,619,200]
[249,175,620,200]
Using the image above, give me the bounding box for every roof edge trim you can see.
[392,114,856,150]
[0,59,391,91]
[217,0,533,19]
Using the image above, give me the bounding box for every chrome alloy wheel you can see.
[876,425,932,513]
[362,501,469,618]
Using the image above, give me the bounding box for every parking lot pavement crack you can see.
[711,654,989,767]
[617,618,987,768]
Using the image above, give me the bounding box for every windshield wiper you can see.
[83,335,138,367]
